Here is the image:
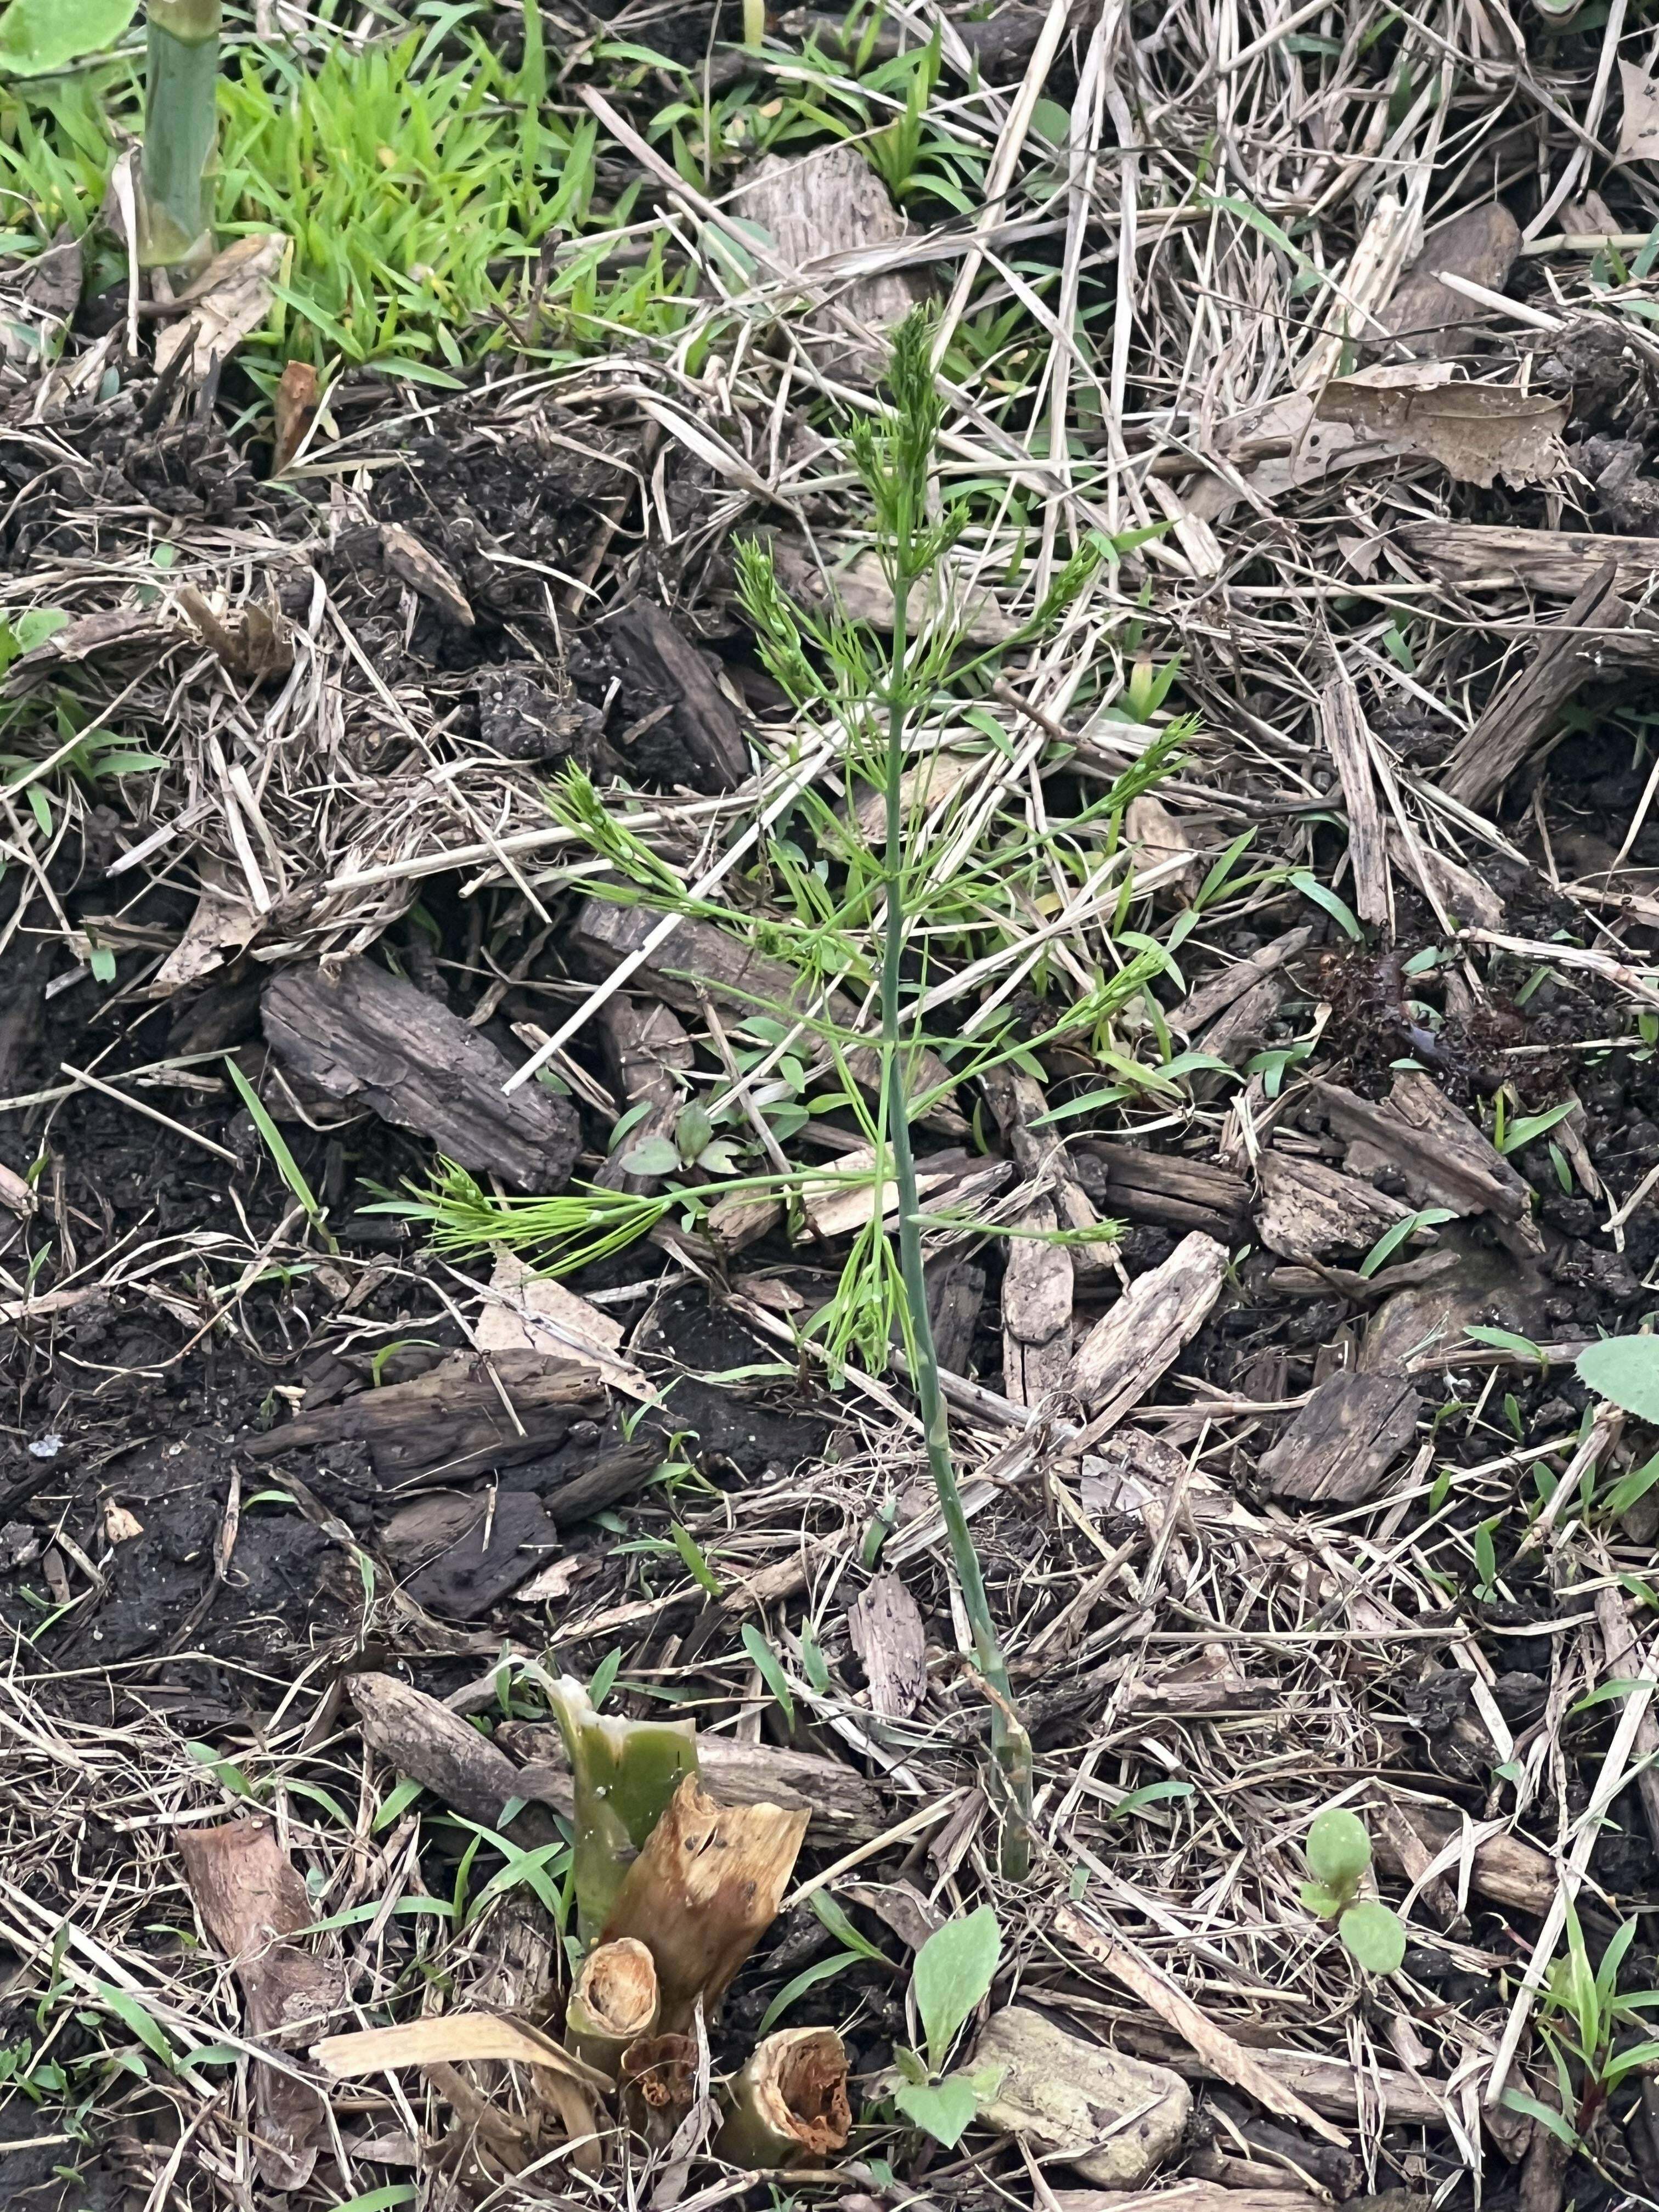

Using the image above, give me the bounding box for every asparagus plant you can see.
[736,311,1059,1877]
[565,1938,661,2077]
[139,0,221,273]
[602,1775,808,2032]
[715,2028,851,2168]
[546,1674,698,1946]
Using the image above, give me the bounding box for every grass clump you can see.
[0,8,694,389]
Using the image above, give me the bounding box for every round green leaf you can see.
[1339,1901,1406,1976]
[1577,1336,1659,1424]
[0,0,138,74]
[620,1136,679,1177]
[1305,1807,1372,1894]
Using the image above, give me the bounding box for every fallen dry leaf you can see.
[272,358,320,475]
[149,871,263,996]
[178,1819,343,2190]
[1316,374,1567,488]
[156,232,286,382]
[476,1248,650,1396]
[178,584,294,685]
[1620,61,1659,167]
[314,2011,610,2175]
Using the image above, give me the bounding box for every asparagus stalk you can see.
[866,318,1035,1877]
[620,2031,697,2148]
[602,1775,808,2033]
[139,1,221,274]
[565,1938,660,2079]
[715,2028,851,2169]
[546,1675,698,1946]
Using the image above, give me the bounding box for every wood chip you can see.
[262,959,580,1192]
[848,1570,928,1719]
[348,1673,563,1846]
[1375,202,1521,360]
[1395,519,1659,601]
[1079,1145,1250,1238]
[381,523,474,627]
[610,599,749,793]
[1254,1150,1413,1262]
[1169,929,1312,1037]
[1258,1368,1421,1504]
[1436,562,1626,808]
[1318,671,1390,926]
[246,1347,607,1481]
[476,1249,650,1396]
[731,143,921,380]
[1066,1232,1229,1428]
[1318,1073,1541,1253]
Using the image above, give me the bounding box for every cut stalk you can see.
[873,321,1034,1879]
[139,1,221,274]
[546,1676,698,1946]
[602,1774,808,2032]
[715,2028,851,2168]
[565,1938,659,2078]
[620,2032,697,2148]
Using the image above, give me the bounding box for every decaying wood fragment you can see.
[263,960,580,1191]
[1258,1368,1420,1504]
[983,1066,1113,1276]
[1396,519,1659,603]
[349,1673,563,1847]
[974,2006,1190,2186]
[1318,1073,1542,1254]
[246,1347,608,1481]
[1108,2019,1451,2127]
[1066,1232,1229,1427]
[1255,1150,1414,1263]
[608,599,750,794]
[1375,201,1521,360]
[1369,1803,1559,1919]
[1076,1144,1249,1238]
[1170,928,1312,1037]
[1001,1196,1076,1406]
[381,522,475,627]
[1437,563,1626,809]
[476,1250,650,1396]
[399,1487,562,1617]
[594,995,692,1194]
[848,1570,928,1719]
[731,143,920,380]
[177,1819,343,2190]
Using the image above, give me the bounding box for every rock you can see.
[971,2006,1189,2186]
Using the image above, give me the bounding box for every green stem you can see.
[546,1676,698,1946]
[139,0,221,274]
[881,543,1032,1882]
